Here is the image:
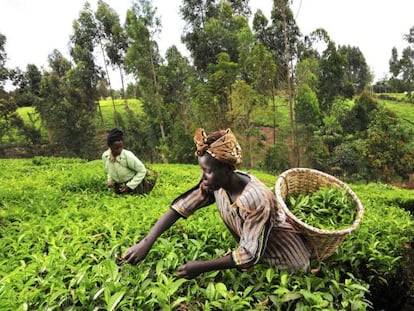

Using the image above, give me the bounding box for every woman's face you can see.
[198,153,231,192]
[110,140,123,156]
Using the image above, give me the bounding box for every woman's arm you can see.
[177,253,236,279]
[124,208,181,264]
[125,151,147,190]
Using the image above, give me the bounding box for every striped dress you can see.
[171,172,311,272]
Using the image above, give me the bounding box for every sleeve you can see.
[102,151,112,182]
[231,187,272,269]
[170,181,216,218]
[125,151,147,190]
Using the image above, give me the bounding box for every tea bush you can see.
[0,158,412,310]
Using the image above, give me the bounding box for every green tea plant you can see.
[0,158,412,310]
[287,187,357,230]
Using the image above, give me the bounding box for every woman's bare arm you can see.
[124,208,181,264]
[177,253,236,279]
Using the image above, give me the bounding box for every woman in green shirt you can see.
[102,128,154,195]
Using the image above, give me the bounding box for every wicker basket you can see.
[275,167,364,261]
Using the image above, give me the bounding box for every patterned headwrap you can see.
[194,128,242,168]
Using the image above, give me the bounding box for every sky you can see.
[1,0,414,89]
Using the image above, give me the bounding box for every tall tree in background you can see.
[229,79,261,168]
[181,0,250,75]
[338,45,371,95]
[389,47,401,78]
[95,0,129,127]
[246,43,277,143]
[64,2,100,158]
[318,41,347,111]
[180,0,217,74]
[246,44,276,102]
[9,64,42,108]
[252,0,300,88]
[253,0,300,165]
[387,26,414,93]
[0,35,42,153]
[124,0,165,160]
[399,46,414,90]
[195,52,239,129]
[95,0,120,125]
[294,84,321,166]
[159,45,196,162]
[0,33,8,96]
[295,57,319,94]
[37,50,71,144]
[0,34,13,153]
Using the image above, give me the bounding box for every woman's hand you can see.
[124,239,151,265]
[119,184,130,193]
[177,260,207,279]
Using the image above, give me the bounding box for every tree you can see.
[246,44,276,99]
[341,90,378,136]
[318,41,347,111]
[37,2,101,158]
[195,52,239,129]
[9,64,42,108]
[294,84,321,166]
[389,47,400,77]
[180,0,250,75]
[295,84,321,127]
[0,33,8,97]
[124,0,165,160]
[95,0,129,126]
[365,107,414,182]
[387,27,414,92]
[295,57,319,95]
[246,44,276,142]
[252,0,300,88]
[159,45,196,162]
[338,45,371,94]
[37,50,71,143]
[253,0,300,165]
[399,46,414,91]
[228,79,261,168]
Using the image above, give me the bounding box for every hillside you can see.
[16,93,414,136]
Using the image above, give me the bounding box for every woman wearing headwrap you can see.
[123,128,311,278]
[102,128,154,195]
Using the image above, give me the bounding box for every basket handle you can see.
[278,174,289,198]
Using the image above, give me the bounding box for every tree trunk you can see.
[281,5,298,166]
[99,40,119,127]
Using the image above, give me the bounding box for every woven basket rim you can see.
[275,167,364,236]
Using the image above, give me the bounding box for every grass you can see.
[98,98,143,130]
[17,106,42,128]
[379,99,414,125]
[16,98,143,133]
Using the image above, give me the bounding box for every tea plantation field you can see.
[0,157,413,310]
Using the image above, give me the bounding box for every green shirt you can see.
[102,149,147,190]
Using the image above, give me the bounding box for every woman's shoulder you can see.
[236,172,275,210]
[237,171,268,191]
[121,149,136,158]
[102,149,110,159]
